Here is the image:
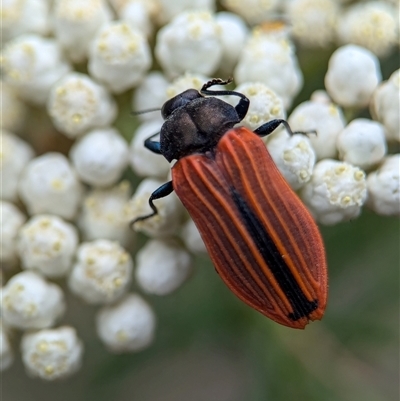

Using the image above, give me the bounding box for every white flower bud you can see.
[310,89,331,105]
[181,218,207,254]
[132,72,169,122]
[300,159,367,225]
[128,178,183,237]
[285,0,338,48]
[221,0,280,25]
[0,322,14,371]
[2,0,49,44]
[0,83,27,132]
[288,100,346,160]
[52,0,113,62]
[17,215,78,278]
[117,0,155,38]
[96,294,156,353]
[21,326,83,380]
[231,82,285,132]
[88,22,151,94]
[267,133,316,190]
[166,72,210,99]
[129,120,170,178]
[367,155,400,216]
[47,72,117,138]
[370,69,400,142]
[337,119,387,170]
[156,0,215,25]
[68,240,133,304]
[0,271,65,330]
[235,29,303,109]
[0,35,71,105]
[1,130,35,201]
[79,182,135,247]
[1,201,26,269]
[325,45,382,109]
[18,152,83,220]
[155,11,222,78]
[69,127,129,187]
[136,239,192,295]
[215,12,248,74]
[337,2,398,57]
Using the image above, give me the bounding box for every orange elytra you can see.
[132,78,328,329]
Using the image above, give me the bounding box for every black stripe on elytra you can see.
[230,188,318,321]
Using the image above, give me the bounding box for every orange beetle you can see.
[133,78,328,329]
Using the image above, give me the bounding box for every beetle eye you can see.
[161,89,202,119]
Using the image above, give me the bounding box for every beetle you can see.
[132,78,327,329]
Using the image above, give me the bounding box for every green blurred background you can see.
[3,47,399,401]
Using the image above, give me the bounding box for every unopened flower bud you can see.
[18,215,78,278]
[69,127,129,187]
[267,133,316,190]
[21,326,83,380]
[370,69,400,143]
[53,0,113,62]
[18,152,83,220]
[136,239,192,295]
[1,201,26,269]
[155,11,222,78]
[215,12,248,73]
[2,0,49,44]
[1,131,35,201]
[0,271,65,330]
[325,45,381,108]
[235,28,303,109]
[367,155,400,216]
[285,0,338,48]
[337,119,387,169]
[1,35,71,105]
[79,182,134,247]
[337,1,397,57]
[68,240,133,304]
[288,100,345,160]
[88,22,151,93]
[96,294,156,352]
[47,72,117,138]
[300,159,367,225]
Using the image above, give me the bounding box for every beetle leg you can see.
[130,181,174,227]
[144,133,162,154]
[255,119,317,138]
[254,119,295,137]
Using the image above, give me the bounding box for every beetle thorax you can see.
[160,97,241,162]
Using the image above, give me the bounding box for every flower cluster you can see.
[1,0,399,380]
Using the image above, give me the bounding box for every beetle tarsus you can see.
[130,181,174,228]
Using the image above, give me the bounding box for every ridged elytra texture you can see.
[172,127,327,329]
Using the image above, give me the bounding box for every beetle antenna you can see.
[201,77,233,91]
[131,107,161,116]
